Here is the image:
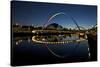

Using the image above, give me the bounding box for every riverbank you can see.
[87,33,97,61]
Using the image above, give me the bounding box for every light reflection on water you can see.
[13,34,89,59]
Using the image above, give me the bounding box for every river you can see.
[12,34,90,66]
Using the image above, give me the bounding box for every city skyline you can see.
[11,1,97,29]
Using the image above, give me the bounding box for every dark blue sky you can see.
[11,1,97,29]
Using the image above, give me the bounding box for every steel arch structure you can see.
[74,26,86,30]
[41,12,86,58]
[43,12,80,30]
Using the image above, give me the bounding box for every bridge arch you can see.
[74,26,86,30]
[41,12,86,58]
[43,12,80,30]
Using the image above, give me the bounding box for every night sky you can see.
[11,1,97,29]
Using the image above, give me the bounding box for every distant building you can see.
[46,23,63,30]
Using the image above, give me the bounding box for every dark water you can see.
[12,35,90,66]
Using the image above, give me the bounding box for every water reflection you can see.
[32,34,87,45]
[13,34,89,58]
[14,34,86,45]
